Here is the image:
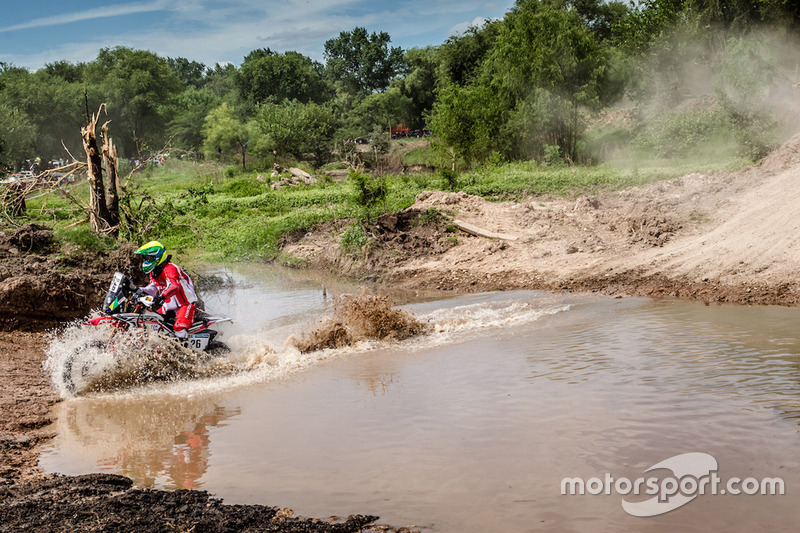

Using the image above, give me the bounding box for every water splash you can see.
[288,289,429,353]
[44,321,239,398]
[44,293,570,399]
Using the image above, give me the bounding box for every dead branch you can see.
[81,103,117,235]
[101,120,121,227]
[64,218,88,229]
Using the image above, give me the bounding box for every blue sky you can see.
[0,0,514,70]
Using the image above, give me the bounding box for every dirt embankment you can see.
[285,134,800,306]
[0,224,145,331]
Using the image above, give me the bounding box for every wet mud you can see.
[0,473,381,532]
[0,332,57,483]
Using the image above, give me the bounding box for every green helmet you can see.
[134,240,167,274]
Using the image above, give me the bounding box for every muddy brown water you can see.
[40,265,800,531]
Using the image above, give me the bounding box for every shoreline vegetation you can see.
[16,147,752,263]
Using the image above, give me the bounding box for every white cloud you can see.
[2,0,514,69]
[0,1,172,34]
[447,16,488,37]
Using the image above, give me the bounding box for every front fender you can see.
[83,316,116,326]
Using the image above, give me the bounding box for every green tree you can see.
[205,62,239,100]
[568,0,630,41]
[324,27,405,94]
[252,101,338,165]
[437,21,500,87]
[202,102,252,169]
[395,47,440,129]
[85,47,183,156]
[341,88,414,139]
[167,87,222,153]
[0,65,85,161]
[42,60,86,83]
[428,83,507,165]
[486,0,618,161]
[612,0,684,53]
[0,103,37,169]
[237,49,329,106]
[167,57,207,89]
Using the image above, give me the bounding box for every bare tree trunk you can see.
[101,122,121,230]
[81,105,115,234]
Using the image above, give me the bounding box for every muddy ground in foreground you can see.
[6,136,800,530]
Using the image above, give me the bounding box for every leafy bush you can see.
[543,144,565,167]
[437,168,459,190]
[632,109,735,159]
[340,222,369,257]
[350,169,387,220]
[220,177,264,197]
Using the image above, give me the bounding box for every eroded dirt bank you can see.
[0,224,144,331]
[285,135,800,307]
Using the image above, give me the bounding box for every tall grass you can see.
[15,156,750,261]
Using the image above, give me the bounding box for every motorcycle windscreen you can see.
[104,272,131,313]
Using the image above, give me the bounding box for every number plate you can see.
[187,334,211,351]
[109,272,123,293]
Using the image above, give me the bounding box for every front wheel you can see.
[206,340,230,357]
[62,340,106,395]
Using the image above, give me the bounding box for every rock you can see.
[324,169,349,180]
[289,167,312,180]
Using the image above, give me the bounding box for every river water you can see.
[39,265,800,531]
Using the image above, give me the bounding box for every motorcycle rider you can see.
[134,240,198,339]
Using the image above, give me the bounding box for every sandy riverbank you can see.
[285,135,800,307]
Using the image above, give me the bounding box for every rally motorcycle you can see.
[61,271,232,394]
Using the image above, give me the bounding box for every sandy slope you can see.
[287,135,800,305]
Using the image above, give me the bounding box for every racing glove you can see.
[151,294,165,310]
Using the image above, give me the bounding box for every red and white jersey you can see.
[143,262,198,312]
